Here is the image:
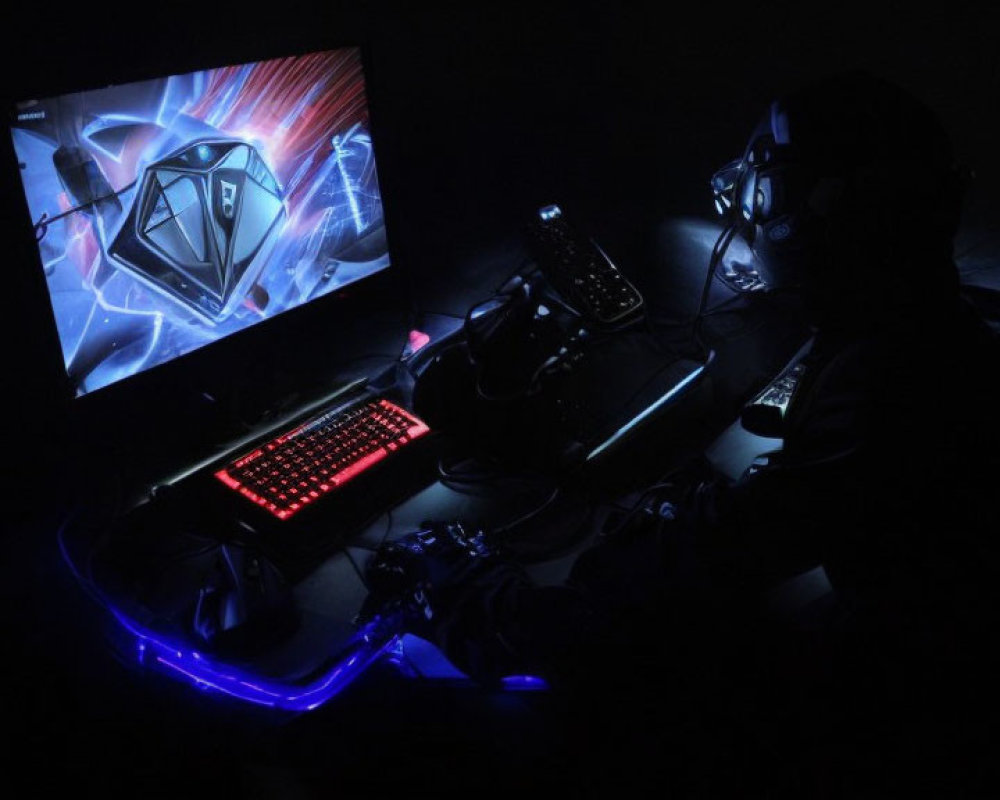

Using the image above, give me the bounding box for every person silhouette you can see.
[368,71,1000,789]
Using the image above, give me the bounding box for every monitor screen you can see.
[11,47,390,397]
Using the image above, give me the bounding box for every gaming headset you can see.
[712,102,797,244]
[701,82,968,337]
[707,99,824,296]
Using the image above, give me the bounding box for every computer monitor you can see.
[10,47,391,398]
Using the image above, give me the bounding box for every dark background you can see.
[1,1,997,793]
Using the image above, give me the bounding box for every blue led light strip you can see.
[59,525,548,710]
[500,675,549,691]
[110,606,398,711]
[57,522,394,711]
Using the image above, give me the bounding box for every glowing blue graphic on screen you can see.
[107,139,286,323]
[11,49,388,396]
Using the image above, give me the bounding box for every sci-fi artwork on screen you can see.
[11,48,389,396]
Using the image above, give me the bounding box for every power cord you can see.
[437,456,555,490]
[435,455,566,538]
[692,222,742,356]
[492,486,561,535]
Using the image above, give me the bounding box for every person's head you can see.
[715,71,966,326]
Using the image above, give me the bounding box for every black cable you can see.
[692,222,742,355]
[438,456,513,485]
[603,481,681,539]
[492,486,561,535]
[698,292,749,319]
[434,451,565,536]
[347,508,397,586]
[437,456,556,490]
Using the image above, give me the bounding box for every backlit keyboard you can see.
[215,398,430,520]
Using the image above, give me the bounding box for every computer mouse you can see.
[190,543,299,657]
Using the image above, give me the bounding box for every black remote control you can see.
[527,205,644,326]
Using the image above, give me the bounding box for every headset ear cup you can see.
[761,215,796,245]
